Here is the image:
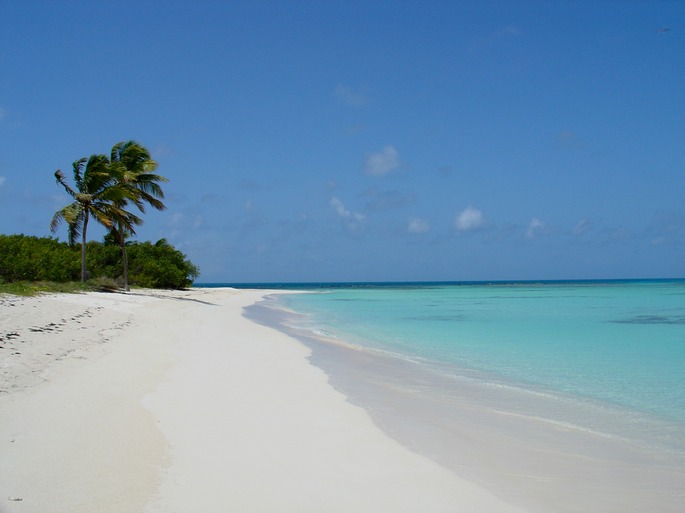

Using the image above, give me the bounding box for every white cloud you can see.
[0,176,5,187]
[455,207,484,231]
[365,145,400,176]
[526,218,546,239]
[334,85,368,107]
[330,197,365,222]
[408,218,430,234]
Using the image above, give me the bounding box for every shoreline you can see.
[0,288,528,513]
[247,292,685,513]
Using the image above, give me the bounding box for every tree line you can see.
[0,234,198,289]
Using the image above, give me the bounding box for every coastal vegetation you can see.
[0,140,199,293]
[0,234,199,291]
[50,141,168,290]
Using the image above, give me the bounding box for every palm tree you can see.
[50,154,135,283]
[108,141,168,291]
[105,211,143,290]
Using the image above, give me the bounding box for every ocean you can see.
[272,280,685,422]
[201,280,685,511]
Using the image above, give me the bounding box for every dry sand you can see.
[0,288,528,513]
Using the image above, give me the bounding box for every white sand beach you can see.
[0,288,528,513]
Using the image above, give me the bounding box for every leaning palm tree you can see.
[50,155,133,283]
[108,141,168,290]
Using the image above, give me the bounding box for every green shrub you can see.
[0,234,199,289]
[0,234,80,282]
[127,239,200,289]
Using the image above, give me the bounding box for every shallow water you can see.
[275,281,685,422]
[244,280,685,513]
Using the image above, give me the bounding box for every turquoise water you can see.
[273,280,685,422]
[229,280,685,510]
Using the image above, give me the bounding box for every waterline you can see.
[242,280,685,512]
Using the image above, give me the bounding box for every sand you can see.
[0,288,528,513]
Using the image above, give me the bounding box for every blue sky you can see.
[1,1,683,282]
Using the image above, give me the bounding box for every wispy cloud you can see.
[244,200,256,213]
[455,206,484,231]
[646,210,684,245]
[170,212,184,225]
[572,218,592,235]
[0,176,5,188]
[602,226,631,242]
[362,188,415,211]
[334,85,368,107]
[365,145,400,176]
[469,25,523,54]
[168,209,204,234]
[330,197,365,222]
[239,179,263,192]
[408,217,430,234]
[525,218,547,239]
[649,210,683,234]
[557,130,583,150]
[500,25,523,37]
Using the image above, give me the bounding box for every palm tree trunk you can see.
[122,244,129,291]
[114,222,131,292]
[120,236,130,291]
[81,211,89,283]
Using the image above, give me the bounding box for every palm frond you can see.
[83,154,113,192]
[67,220,82,247]
[132,176,167,196]
[50,203,83,246]
[72,158,87,190]
[54,170,78,199]
[49,209,66,234]
[108,141,167,215]
[137,192,166,211]
[110,141,127,163]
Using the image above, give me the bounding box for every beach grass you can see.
[0,280,95,296]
